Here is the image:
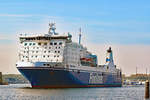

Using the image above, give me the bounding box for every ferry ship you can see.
[16,23,122,88]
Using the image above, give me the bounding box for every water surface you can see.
[0,84,145,100]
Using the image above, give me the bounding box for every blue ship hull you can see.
[17,67,122,88]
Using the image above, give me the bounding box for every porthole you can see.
[47,64,50,66]
[59,42,62,45]
[38,43,41,45]
[54,42,57,45]
[50,42,53,45]
[44,43,47,45]
[24,43,27,46]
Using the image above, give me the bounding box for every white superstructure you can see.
[18,23,92,68]
[17,23,121,74]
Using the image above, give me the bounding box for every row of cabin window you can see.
[22,55,60,58]
[23,50,61,53]
[22,59,60,62]
[24,42,63,46]
[24,46,61,49]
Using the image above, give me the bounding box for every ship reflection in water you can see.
[0,84,144,100]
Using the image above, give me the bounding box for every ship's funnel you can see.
[105,47,115,67]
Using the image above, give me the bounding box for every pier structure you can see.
[0,72,3,84]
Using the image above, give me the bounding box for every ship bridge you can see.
[18,23,72,66]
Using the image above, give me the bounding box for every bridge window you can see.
[29,43,32,46]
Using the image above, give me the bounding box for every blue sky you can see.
[0,0,150,44]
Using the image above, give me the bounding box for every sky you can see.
[0,0,150,75]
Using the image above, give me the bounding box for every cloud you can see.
[0,14,63,19]
[0,14,32,17]
[0,34,16,40]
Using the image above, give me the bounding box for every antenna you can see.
[136,66,137,75]
[146,67,148,75]
[48,23,57,35]
[79,27,82,44]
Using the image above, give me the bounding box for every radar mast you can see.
[48,23,58,35]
